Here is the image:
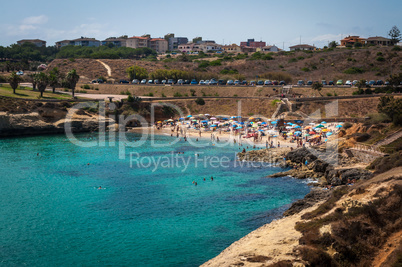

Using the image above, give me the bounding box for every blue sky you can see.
[1,0,401,49]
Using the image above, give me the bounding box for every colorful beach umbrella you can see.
[316,124,325,128]
[321,121,327,124]
[271,121,277,124]
[336,125,343,128]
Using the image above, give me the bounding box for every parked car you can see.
[16,71,24,75]
[368,80,376,86]
[148,79,154,84]
[321,80,327,85]
[241,80,248,85]
[167,79,175,84]
[204,80,210,85]
[264,80,272,85]
[199,80,205,85]
[352,80,359,86]
[307,80,313,86]
[385,81,390,86]
[191,79,198,85]
[161,79,167,84]
[227,80,234,85]
[218,79,226,85]
[376,80,384,85]
[249,80,256,86]
[345,80,352,86]
[234,80,240,85]
[272,80,279,85]
[297,80,305,86]
[177,79,184,85]
[184,80,190,84]
[132,79,140,84]
[336,80,343,85]
[279,81,286,85]
[329,81,334,85]
[119,79,129,84]
[209,79,218,85]
[140,79,147,84]
[154,79,160,84]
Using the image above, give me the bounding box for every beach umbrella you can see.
[211,124,217,127]
[167,119,174,122]
[336,125,343,128]
[230,116,236,119]
[316,124,325,128]
[210,117,217,120]
[309,131,316,135]
[322,129,328,132]
[239,122,245,125]
[271,121,277,124]
[285,126,292,129]
[179,117,185,120]
[205,114,210,116]
[304,126,312,129]
[236,126,243,129]
[309,122,316,125]
[326,132,333,136]
[187,115,192,118]
[321,121,327,124]
[261,122,267,125]
[304,134,311,137]
[287,132,293,135]
[258,129,264,132]
[294,131,302,134]
[249,117,255,120]
[325,139,328,142]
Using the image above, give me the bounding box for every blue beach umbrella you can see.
[294,125,301,128]
[336,125,342,128]
[294,131,302,134]
[211,124,217,127]
[261,122,267,125]
[271,121,277,124]
[179,117,185,120]
[321,121,327,124]
[239,122,245,125]
[201,120,208,123]
[187,115,192,118]
[236,126,243,129]
[326,132,333,136]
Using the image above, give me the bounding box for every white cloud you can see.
[19,25,37,31]
[22,15,48,25]
[311,34,344,42]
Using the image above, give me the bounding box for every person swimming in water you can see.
[98,186,102,190]
[211,176,214,181]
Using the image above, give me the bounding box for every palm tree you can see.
[8,71,21,94]
[66,69,80,98]
[36,72,49,98]
[49,67,60,93]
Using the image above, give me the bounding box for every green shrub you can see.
[392,46,402,51]
[288,58,297,63]
[297,56,305,60]
[195,97,205,105]
[120,90,131,95]
[209,60,222,66]
[198,61,209,68]
[301,67,310,72]
[344,67,365,74]
[173,92,182,97]
[326,93,333,96]
[82,84,90,89]
[161,93,166,97]
[376,56,385,62]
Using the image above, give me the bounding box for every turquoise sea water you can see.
[0,133,310,266]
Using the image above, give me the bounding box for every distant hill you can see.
[46,46,401,83]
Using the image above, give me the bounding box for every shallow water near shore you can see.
[0,133,309,266]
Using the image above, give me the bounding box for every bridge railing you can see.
[353,143,383,154]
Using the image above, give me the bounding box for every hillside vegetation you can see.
[41,46,402,83]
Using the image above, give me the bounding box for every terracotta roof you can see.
[129,36,149,40]
[71,37,99,42]
[150,38,166,41]
[366,36,391,41]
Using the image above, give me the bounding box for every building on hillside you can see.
[178,43,200,53]
[222,44,242,53]
[17,39,46,47]
[126,36,150,49]
[101,37,128,47]
[366,36,393,46]
[149,38,168,53]
[198,42,222,53]
[168,37,188,51]
[340,35,366,46]
[240,39,266,48]
[55,37,100,48]
[257,45,280,52]
[289,44,316,51]
[241,46,256,53]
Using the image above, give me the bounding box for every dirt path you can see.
[96,60,112,77]
[372,230,402,267]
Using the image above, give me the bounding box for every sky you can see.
[1,0,401,50]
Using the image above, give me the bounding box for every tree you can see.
[66,69,80,98]
[377,96,402,125]
[28,73,38,90]
[312,81,323,96]
[387,73,402,88]
[48,67,60,93]
[36,72,49,98]
[8,71,21,94]
[388,25,401,44]
[329,41,338,49]
[126,65,148,81]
